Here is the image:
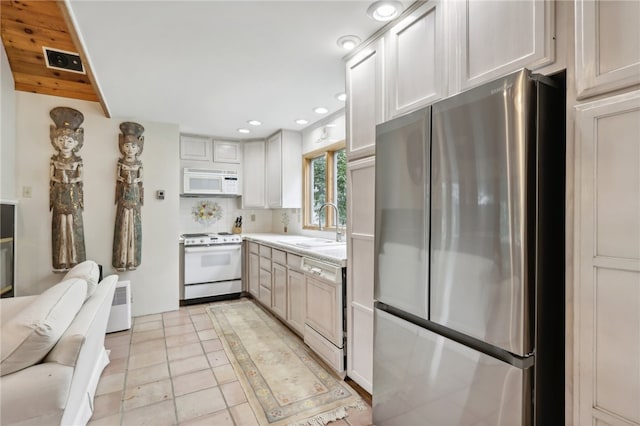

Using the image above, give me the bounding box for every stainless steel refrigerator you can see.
[373,69,565,425]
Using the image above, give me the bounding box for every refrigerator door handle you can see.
[375,301,535,370]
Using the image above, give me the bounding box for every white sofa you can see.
[0,263,118,426]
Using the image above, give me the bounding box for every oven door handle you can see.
[184,245,242,254]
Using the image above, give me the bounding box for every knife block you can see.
[232,226,242,234]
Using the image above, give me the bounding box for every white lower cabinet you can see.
[248,251,260,298]
[287,268,305,335]
[271,261,287,320]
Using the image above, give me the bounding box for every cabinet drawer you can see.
[304,324,344,374]
[259,245,272,258]
[249,242,260,254]
[287,253,302,270]
[259,256,271,271]
[272,249,287,265]
[259,268,271,289]
[259,286,272,307]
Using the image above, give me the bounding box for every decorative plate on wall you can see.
[192,200,222,225]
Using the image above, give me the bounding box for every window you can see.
[303,142,346,230]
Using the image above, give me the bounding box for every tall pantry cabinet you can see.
[345,37,384,393]
[573,1,640,425]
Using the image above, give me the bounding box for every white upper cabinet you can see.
[386,0,446,118]
[213,140,241,164]
[453,0,555,91]
[346,38,385,160]
[266,130,302,209]
[242,140,266,208]
[180,134,211,162]
[575,0,640,99]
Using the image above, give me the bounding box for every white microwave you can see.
[183,168,239,196]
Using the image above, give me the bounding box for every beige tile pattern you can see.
[89,301,373,426]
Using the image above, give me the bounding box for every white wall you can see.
[1,43,16,200]
[15,92,180,316]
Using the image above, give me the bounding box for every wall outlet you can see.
[22,186,32,198]
[250,214,256,222]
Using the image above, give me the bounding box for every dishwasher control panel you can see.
[300,257,342,284]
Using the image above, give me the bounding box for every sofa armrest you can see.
[0,362,73,425]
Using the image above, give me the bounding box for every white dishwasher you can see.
[301,257,346,375]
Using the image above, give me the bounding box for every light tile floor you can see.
[89,301,372,426]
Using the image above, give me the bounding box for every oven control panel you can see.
[182,233,242,246]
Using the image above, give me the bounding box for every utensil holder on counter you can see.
[232,226,242,234]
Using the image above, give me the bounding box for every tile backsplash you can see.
[179,197,273,235]
[178,198,334,240]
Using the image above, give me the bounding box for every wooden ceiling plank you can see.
[3,1,69,21]
[14,72,97,96]
[1,6,69,32]
[10,59,93,84]
[1,0,102,109]
[2,21,77,52]
[2,45,46,67]
[15,82,99,102]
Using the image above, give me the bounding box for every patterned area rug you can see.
[206,299,365,426]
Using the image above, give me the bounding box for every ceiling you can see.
[2,1,411,139]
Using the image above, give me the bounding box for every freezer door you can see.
[430,69,535,356]
[373,309,531,426]
[374,106,430,319]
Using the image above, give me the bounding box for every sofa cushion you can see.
[0,278,87,376]
[62,260,100,300]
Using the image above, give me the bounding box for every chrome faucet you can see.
[317,202,343,242]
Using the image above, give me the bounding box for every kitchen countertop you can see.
[243,233,346,267]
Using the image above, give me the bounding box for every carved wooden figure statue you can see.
[49,107,87,271]
[112,122,144,271]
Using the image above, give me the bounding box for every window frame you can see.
[302,141,346,230]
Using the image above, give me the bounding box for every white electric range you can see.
[180,233,243,304]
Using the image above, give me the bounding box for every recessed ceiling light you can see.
[314,107,329,114]
[336,93,347,102]
[295,119,309,125]
[238,128,250,134]
[367,1,403,21]
[247,120,261,126]
[337,35,361,51]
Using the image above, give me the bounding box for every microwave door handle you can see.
[184,246,242,254]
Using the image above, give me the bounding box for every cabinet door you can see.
[248,252,260,298]
[266,132,282,208]
[346,38,384,160]
[242,140,266,208]
[272,262,287,319]
[259,268,272,307]
[180,135,211,161]
[287,269,306,335]
[386,0,445,118]
[575,0,640,99]
[574,90,640,426]
[305,275,341,348]
[346,156,375,393]
[455,0,554,91]
[213,140,241,164]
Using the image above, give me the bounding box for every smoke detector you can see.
[43,47,85,74]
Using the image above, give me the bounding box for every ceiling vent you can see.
[43,47,85,74]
